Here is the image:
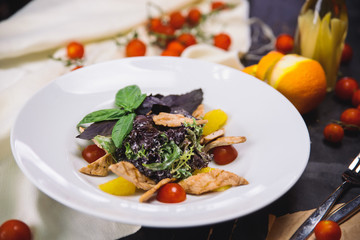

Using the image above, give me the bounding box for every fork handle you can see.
[289,180,351,240]
[326,194,360,224]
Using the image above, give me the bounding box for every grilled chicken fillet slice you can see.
[179,168,248,195]
[109,161,156,190]
[79,153,114,176]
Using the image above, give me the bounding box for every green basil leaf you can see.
[78,109,126,126]
[112,113,136,148]
[131,93,147,110]
[143,141,181,171]
[115,85,146,111]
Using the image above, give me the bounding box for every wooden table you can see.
[122,0,360,239]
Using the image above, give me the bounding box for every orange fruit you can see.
[269,54,327,114]
[242,64,258,77]
[255,51,284,81]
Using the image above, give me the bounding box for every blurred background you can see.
[0,0,31,20]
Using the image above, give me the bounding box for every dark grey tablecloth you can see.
[122,0,360,239]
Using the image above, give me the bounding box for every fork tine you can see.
[348,153,360,171]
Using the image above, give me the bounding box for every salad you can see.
[77,85,247,203]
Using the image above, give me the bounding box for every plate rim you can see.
[10,56,310,227]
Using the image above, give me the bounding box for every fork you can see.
[289,152,360,240]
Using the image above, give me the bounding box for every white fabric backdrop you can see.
[0,0,250,239]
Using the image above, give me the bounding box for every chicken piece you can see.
[108,161,156,190]
[200,128,225,144]
[179,168,248,195]
[204,136,246,152]
[139,178,175,203]
[153,112,207,127]
[79,153,114,176]
[192,104,205,119]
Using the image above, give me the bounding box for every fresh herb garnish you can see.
[112,113,136,147]
[93,135,116,154]
[115,85,147,112]
[141,120,205,180]
[171,145,194,179]
[78,109,127,126]
[143,141,182,171]
[78,85,146,148]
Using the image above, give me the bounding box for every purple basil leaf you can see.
[136,89,203,115]
[135,95,163,115]
[163,88,203,114]
[151,104,171,115]
[76,120,117,140]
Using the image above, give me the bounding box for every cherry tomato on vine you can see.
[211,1,227,11]
[0,219,32,240]
[214,33,232,51]
[275,34,294,54]
[125,39,146,57]
[149,18,162,32]
[314,220,341,240]
[66,41,85,59]
[82,144,106,163]
[161,49,180,56]
[323,123,344,143]
[341,43,353,64]
[212,145,238,165]
[156,183,186,203]
[71,65,83,71]
[166,41,185,55]
[352,89,360,107]
[340,108,360,128]
[169,11,185,30]
[187,8,202,26]
[176,33,197,47]
[156,24,175,36]
[335,77,359,101]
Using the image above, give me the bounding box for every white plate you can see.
[11,57,310,227]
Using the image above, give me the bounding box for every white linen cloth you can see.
[0,0,250,239]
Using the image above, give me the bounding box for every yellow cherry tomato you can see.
[202,109,228,136]
[99,177,136,196]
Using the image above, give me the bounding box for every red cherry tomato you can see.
[335,77,359,101]
[156,183,186,203]
[340,108,360,128]
[352,89,360,107]
[125,39,146,57]
[149,18,162,32]
[166,41,186,55]
[212,145,238,165]
[66,41,85,59]
[314,220,341,240]
[169,11,185,30]
[341,43,353,64]
[161,49,180,57]
[211,1,227,11]
[0,219,32,240]
[187,8,202,26]
[82,144,106,163]
[275,34,294,54]
[176,33,197,47]
[323,123,344,143]
[156,24,175,36]
[71,65,83,71]
[213,33,232,51]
